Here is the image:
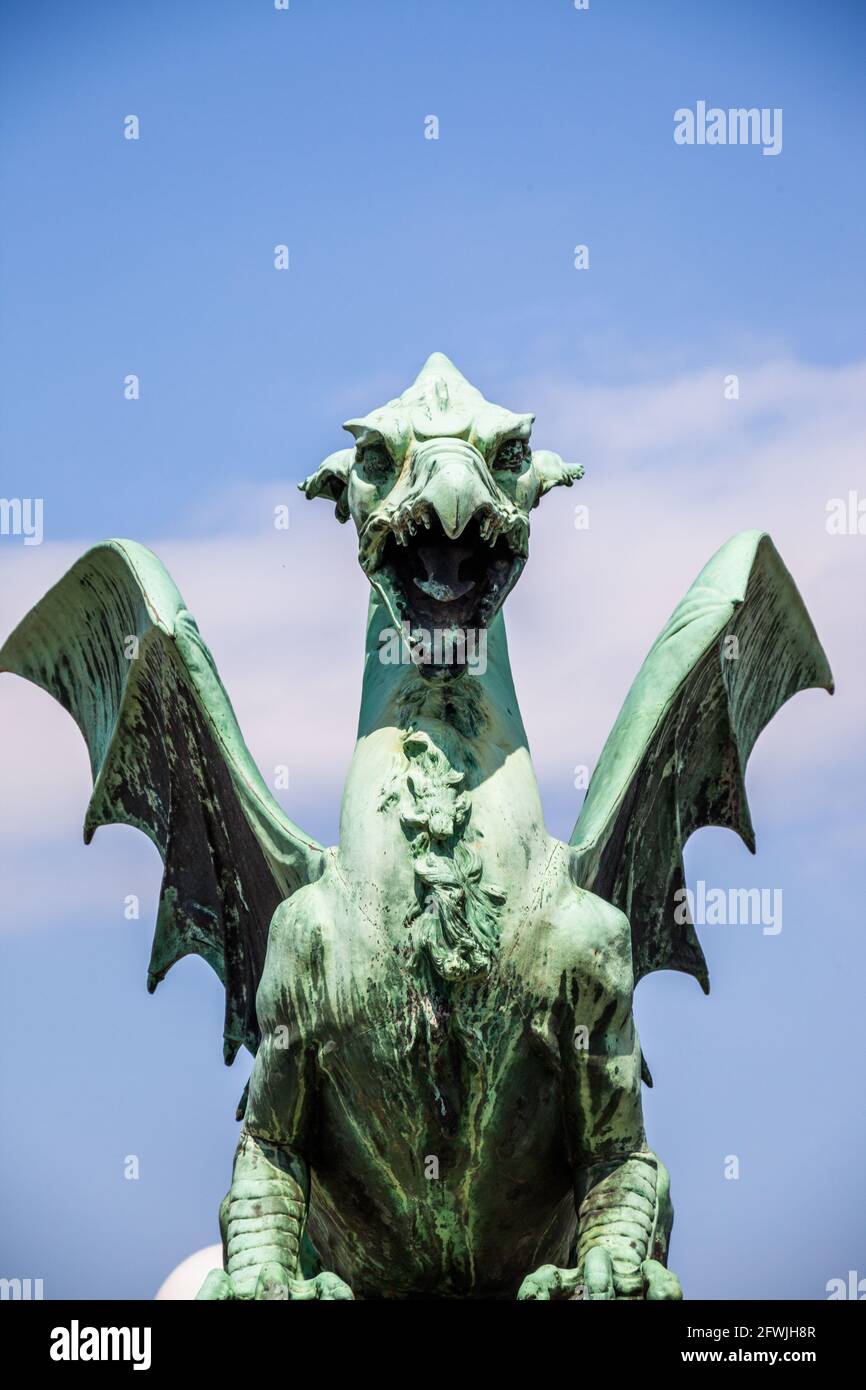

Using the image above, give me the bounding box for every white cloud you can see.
[1,356,863,929]
[509,357,865,810]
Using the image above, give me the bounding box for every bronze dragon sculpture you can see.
[0,354,832,1299]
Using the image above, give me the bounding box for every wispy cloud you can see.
[1,356,863,928]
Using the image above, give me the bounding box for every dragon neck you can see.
[337,593,546,983]
[356,591,529,750]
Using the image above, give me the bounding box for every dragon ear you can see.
[531,449,584,499]
[299,447,353,523]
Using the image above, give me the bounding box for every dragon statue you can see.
[1,353,832,1301]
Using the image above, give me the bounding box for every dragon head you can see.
[301,353,581,679]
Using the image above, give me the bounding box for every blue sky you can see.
[1,0,864,1299]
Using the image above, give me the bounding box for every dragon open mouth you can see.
[384,516,518,627]
[367,511,526,668]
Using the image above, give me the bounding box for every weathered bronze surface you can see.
[1,354,832,1299]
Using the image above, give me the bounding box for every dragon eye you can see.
[492,438,530,473]
[356,442,393,481]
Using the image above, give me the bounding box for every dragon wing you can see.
[570,530,833,994]
[0,539,326,1064]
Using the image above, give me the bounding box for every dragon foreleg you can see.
[516,1150,682,1301]
[573,1150,680,1299]
[196,1132,353,1301]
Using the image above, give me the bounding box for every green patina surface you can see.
[0,354,832,1300]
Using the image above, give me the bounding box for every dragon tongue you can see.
[414,576,473,601]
